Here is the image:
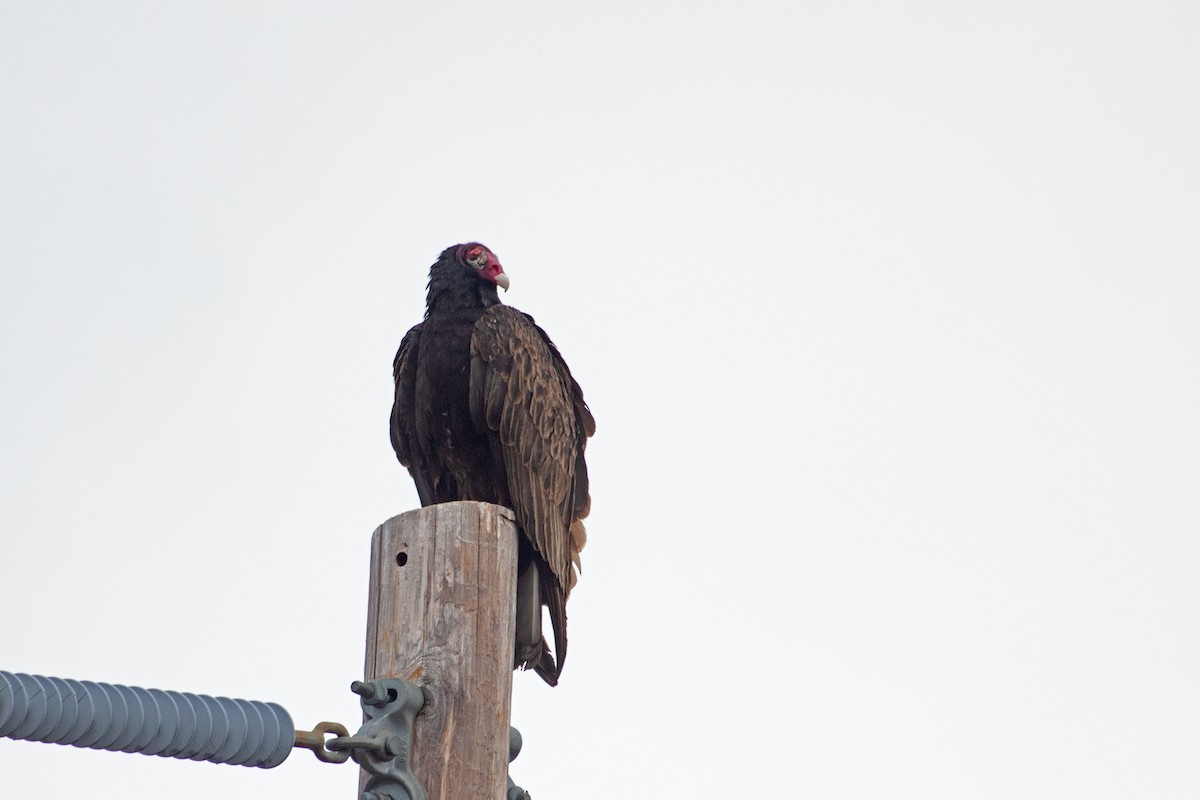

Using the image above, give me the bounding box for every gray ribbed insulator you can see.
[0,671,294,768]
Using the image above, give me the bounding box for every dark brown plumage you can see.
[390,243,594,686]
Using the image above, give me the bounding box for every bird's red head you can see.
[458,243,510,291]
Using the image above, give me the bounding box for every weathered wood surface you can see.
[364,502,518,800]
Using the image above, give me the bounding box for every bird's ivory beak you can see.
[495,272,511,292]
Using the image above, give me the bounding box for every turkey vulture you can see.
[389,243,594,686]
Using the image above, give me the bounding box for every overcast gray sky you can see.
[2,2,1198,798]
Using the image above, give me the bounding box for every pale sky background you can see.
[2,2,1198,798]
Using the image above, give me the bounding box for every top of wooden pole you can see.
[364,502,519,800]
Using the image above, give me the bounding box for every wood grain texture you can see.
[364,502,518,800]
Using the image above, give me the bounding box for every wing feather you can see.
[469,307,593,597]
[390,323,440,506]
[390,324,420,466]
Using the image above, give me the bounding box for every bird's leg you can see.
[513,557,542,669]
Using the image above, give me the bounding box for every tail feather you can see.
[540,558,568,685]
[530,638,558,687]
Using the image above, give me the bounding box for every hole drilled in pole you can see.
[396,551,408,566]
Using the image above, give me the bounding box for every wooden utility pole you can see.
[363,501,519,799]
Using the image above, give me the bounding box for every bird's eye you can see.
[465,247,486,268]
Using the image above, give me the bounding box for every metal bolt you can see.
[351,681,390,707]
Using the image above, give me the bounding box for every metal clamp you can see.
[328,679,428,800]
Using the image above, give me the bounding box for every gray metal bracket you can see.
[507,725,531,800]
[328,679,427,800]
